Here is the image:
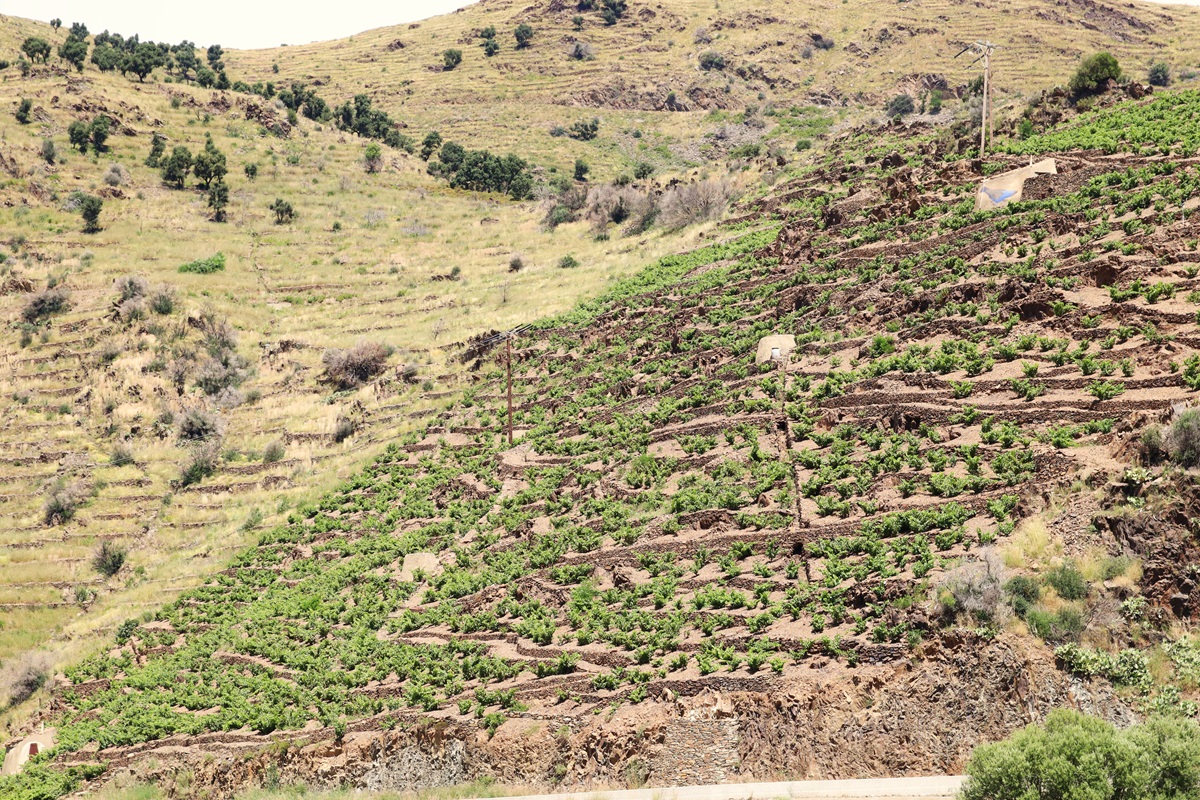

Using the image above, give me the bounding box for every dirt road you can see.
[476,776,965,800]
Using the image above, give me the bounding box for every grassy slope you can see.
[224,0,1200,177]
[0,16,716,717]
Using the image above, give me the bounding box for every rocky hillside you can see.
[9,82,1200,797]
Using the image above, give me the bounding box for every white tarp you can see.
[976,159,1057,211]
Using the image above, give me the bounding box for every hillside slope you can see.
[224,0,1200,171]
[10,84,1200,797]
[0,12,714,710]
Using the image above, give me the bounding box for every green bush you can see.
[1149,62,1171,87]
[443,49,463,70]
[515,23,534,48]
[93,542,127,577]
[178,253,226,274]
[1069,52,1121,97]
[1046,561,1087,600]
[558,255,580,269]
[962,710,1200,800]
[699,51,726,71]
[15,98,31,124]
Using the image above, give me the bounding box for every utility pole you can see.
[462,324,530,447]
[957,40,996,155]
[506,337,513,446]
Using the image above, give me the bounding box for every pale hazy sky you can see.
[3,0,1197,50]
[0,1,478,49]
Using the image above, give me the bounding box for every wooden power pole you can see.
[957,41,996,155]
[464,325,530,447]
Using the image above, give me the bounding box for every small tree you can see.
[270,198,295,224]
[79,194,103,233]
[443,49,463,70]
[484,38,500,57]
[244,162,259,180]
[886,94,915,118]
[90,116,110,152]
[1149,62,1170,87]
[699,51,726,71]
[515,23,535,48]
[206,43,224,69]
[364,142,383,173]
[192,135,226,189]
[196,64,215,88]
[146,132,166,167]
[41,139,57,165]
[1070,51,1121,97]
[50,18,62,30]
[15,98,32,124]
[208,181,229,222]
[68,120,91,152]
[420,131,443,161]
[574,159,590,182]
[21,37,51,64]
[58,36,88,72]
[162,145,193,188]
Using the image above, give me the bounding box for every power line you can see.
[956,41,996,155]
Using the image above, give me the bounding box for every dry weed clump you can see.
[22,287,70,322]
[322,341,393,389]
[935,548,1012,628]
[43,480,89,525]
[659,177,738,230]
[0,651,51,708]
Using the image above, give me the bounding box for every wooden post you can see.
[980,51,989,156]
[986,49,994,153]
[506,337,513,446]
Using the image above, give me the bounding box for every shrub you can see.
[93,541,127,577]
[334,417,357,443]
[574,159,590,181]
[162,145,193,188]
[570,41,595,61]
[659,177,736,229]
[103,163,130,187]
[962,709,1200,800]
[322,341,393,389]
[1141,425,1165,464]
[41,138,56,164]
[443,49,463,70]
[44,481,87,525]
[1045,561,1087,600]
[515,23,535,48]
[1149,62,1170,87]
[364,142,383,174]
[1168,409,1200,467]
[180,444,219,486]
[1070,52,1121,97]
[508,255,525,272]
[78,194,103,233]
[568,117,600,141]
[263,440,286,464]
[110,443,135,466]
[23,288,70,323]
[15,98,31,124]
[935,549,1009,627]
[270,198,295,224]
[178,253,226,274]
[244,162,259,180]
[0,652,50,707]
[699,51,726,71]
[179,408,221,441]
[557,255,580,269]
[885,94,915,118]
[149,286,176,314]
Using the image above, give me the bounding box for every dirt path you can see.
[473,777,965,800]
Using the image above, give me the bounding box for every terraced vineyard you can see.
[9,84,1200,797]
